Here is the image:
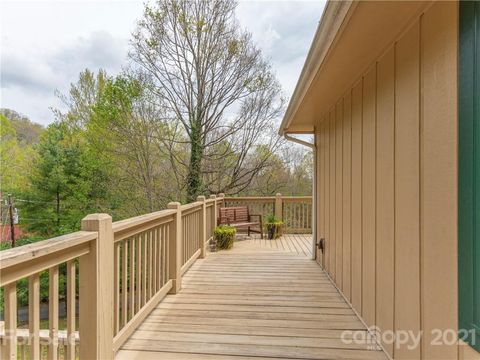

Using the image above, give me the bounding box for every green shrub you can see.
[265,214,283,226]
[214,225,236,250]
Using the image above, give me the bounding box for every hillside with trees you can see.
[0,0,312,243]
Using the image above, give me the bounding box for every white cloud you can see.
[0,0,325,126]
[236,1,326,96]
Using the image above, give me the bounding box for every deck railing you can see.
[223,194,312,233]
[0,195,222,359]
[0,194,310,359]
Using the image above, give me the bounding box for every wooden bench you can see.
[218,206,263,239]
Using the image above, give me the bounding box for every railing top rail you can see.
[224,196,312,202]
[282,196,312,202]
[0,230,97,270]
[224,196,276,201]
[112,209,176,234]
[180,201,203,212]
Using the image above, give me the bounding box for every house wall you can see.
[314,2,472,359]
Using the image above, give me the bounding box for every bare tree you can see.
[130,0,285,201]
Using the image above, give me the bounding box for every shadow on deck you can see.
[116,234,386,360]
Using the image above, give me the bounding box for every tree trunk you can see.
[186,122,203,202]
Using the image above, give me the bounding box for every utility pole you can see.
[8,194,15,247]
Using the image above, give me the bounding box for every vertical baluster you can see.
[190,213,193,255]
[188,214,191,260]
[188,213,191,257]
[187,212,195,261]
[183,216,186,264]
[154,228,159,293]
[158,225,165,289]
[135,235,142,313]
[165,224,170,281]
[189,214,192,258]
[148,230,153,299]
[302,203,305,230]
[300,203,303,230]
[191,213,194,257]
[296,203,298,231]
[2,282,17,359]
[113,242,120,334]
[158,226,163,287]
[162,225,167,286]
[288,203,290,231]
[306,202,309,230]
[304,202,307,230]
[305,203,307,230]
[299,203,301,230]
[193,212,196,252]
[198,210,201,251]
[287,203,290,232]
[298,203,301,230]
[297,203,300,230]
[184,215,187,264]
[66,260,76,360]
[29,273,40,359]
[129,236,135,320]
[157,227,162,289]
[122,239,128,327]
[142,232,147,306]
[48,267,59,360]
[294,203,297,231]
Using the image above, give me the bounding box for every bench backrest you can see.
[219,206,249,224]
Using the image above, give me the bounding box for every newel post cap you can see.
[167,202,182,209]
[81,213,112,222]
[81,213,112,230]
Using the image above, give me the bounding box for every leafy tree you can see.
[131,0,285,201]
[54,69,108,130]
[23,123,108,235]
[0,114,35,194]
[0,108,44,145]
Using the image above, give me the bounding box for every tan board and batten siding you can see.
[315,2,466,359]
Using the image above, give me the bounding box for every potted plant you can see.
[265,214,283,240]
[214,225,236,250]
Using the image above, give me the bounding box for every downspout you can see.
[283,133,317,261]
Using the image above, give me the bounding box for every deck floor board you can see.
[116,235,387,360]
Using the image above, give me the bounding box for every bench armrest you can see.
[249,214,263,227]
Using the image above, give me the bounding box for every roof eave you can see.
[279,0,354,136]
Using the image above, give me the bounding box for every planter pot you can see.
[266,224,283,240]
[267,226,275,240]
[209,238,217,252]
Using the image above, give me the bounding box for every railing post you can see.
[167,202,182,294]
[79,214,114,360]
[218,193,225,208]
[210,195,217,228]
[197,196,207,259]
[275,193,283,221]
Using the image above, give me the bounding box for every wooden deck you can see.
[236,233,313,258]
[116,237,387,360]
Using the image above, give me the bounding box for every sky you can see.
[0,0,325,126]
